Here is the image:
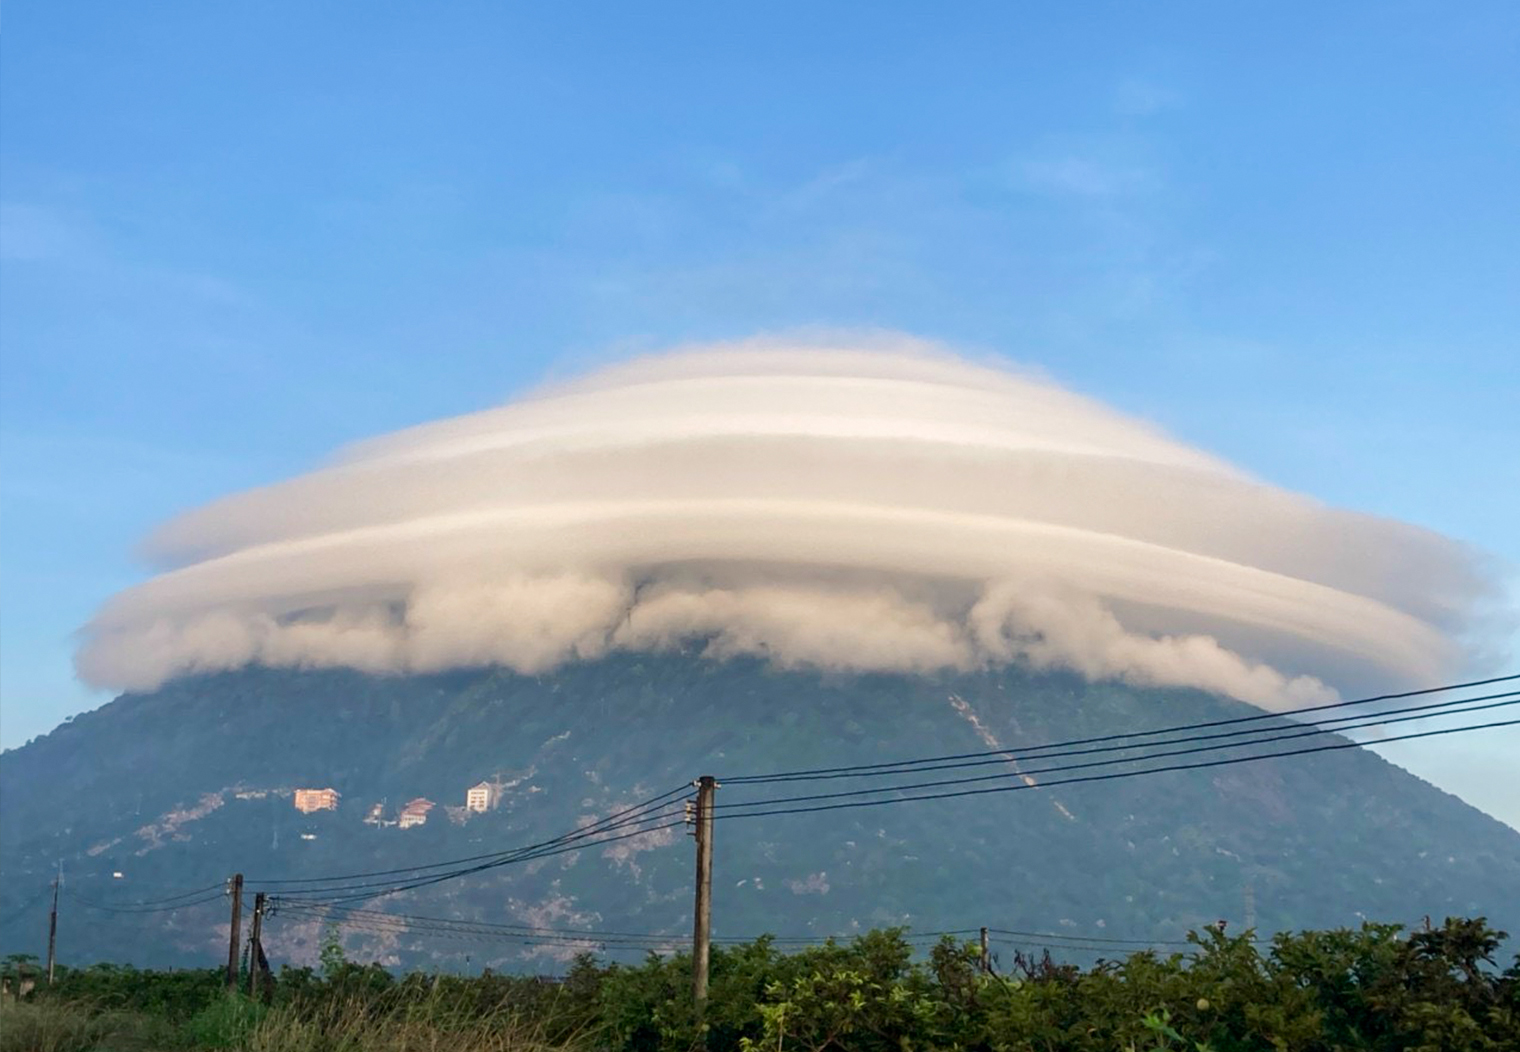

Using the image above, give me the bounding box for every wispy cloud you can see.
[0,202,95,262]
[1015,156,1155,198]
[1114,79,1182,117]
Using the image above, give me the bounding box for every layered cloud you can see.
[76,335,1489,710]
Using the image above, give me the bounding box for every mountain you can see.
[2,655,1516,972]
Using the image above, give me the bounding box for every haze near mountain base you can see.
[77,335,1489,710]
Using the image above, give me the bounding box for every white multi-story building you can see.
[465,780,500,813]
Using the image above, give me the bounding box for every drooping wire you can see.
[721,674,1520,785]
[280,903,1232,956]
[64,881,228,907]
[713,694,1520,812]
[64,886,227,914]
[273,809,688,904]
[250,784,690,888]
[281,902,986,950]
[276,901,972,946]
[719,688,1520,785]
[711,717,1520,820]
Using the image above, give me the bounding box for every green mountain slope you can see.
[2,656,1516,971]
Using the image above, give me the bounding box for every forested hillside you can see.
[3,655,1516,971]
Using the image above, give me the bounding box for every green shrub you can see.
[16,917,1517,1052]
[181,994,267,1048]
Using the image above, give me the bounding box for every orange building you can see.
[293,788,339,813]
[398,797,435,829]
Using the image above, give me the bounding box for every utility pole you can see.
[46,862,61,986]
[246,893,266,1000]
[690,775,717,1017]
[225,874,244,991]
[979,927,991,975]
[1243,881,1256,932]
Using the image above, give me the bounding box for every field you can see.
[2,918,1515,1052]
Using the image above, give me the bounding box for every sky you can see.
[1,3,1516,823]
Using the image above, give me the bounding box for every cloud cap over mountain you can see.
[77,335,1490,709]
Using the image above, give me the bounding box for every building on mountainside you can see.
[465,779,502,813]
[397,797,434,829]
[293,788,339,813]
[363,801,394,827]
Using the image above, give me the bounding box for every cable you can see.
[249,784,690,887]
[65,881,228,907]
[277,901,975,947]
[713,695,1519,812]
[271,801,687,901]
[277,814,688,904]
[281,901,980,950]
[986,927,1257,948]
[720,674,1519,784]
[283,905,1214,956]
[711,717,1520,820]
[719,689,1520,785]
[65,886,226,914]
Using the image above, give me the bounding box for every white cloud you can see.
[76,335,1494,710]
[1114,79,1182,117]
[1017,157,1154,198]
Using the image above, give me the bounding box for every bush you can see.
[15,917,1518,1052]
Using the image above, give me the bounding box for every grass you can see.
[0,997,175,1052]
[0,994,585,1052]
[240,999,582,1052]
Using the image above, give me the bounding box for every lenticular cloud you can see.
[77,336,1487,710]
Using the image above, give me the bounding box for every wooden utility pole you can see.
[246,893,266,999]
[225,874,244,991]
[46,864,61,986]
[691,775,717,1015]
[979,927,991,975]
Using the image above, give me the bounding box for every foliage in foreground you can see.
[3,917,1518,1052]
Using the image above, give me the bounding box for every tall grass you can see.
[0,998,172,1052]
[0,990,586,1052]
[241,996,584,1052]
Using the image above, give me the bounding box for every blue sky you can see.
[2,3,1516,822]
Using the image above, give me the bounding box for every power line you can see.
[268,799,688,901]
[985,927,1254,948]
[721,674,1519,785]
[64,886,227,914]
[711,717,1520,820]
[277,902,1228,957]
[713,694,1519,812]
[280,901,986,950]
[275,901,971,946]
[719,688,1520,785]
[249,784,690,888]
[65,881,228,908]
[275,812,687,904]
